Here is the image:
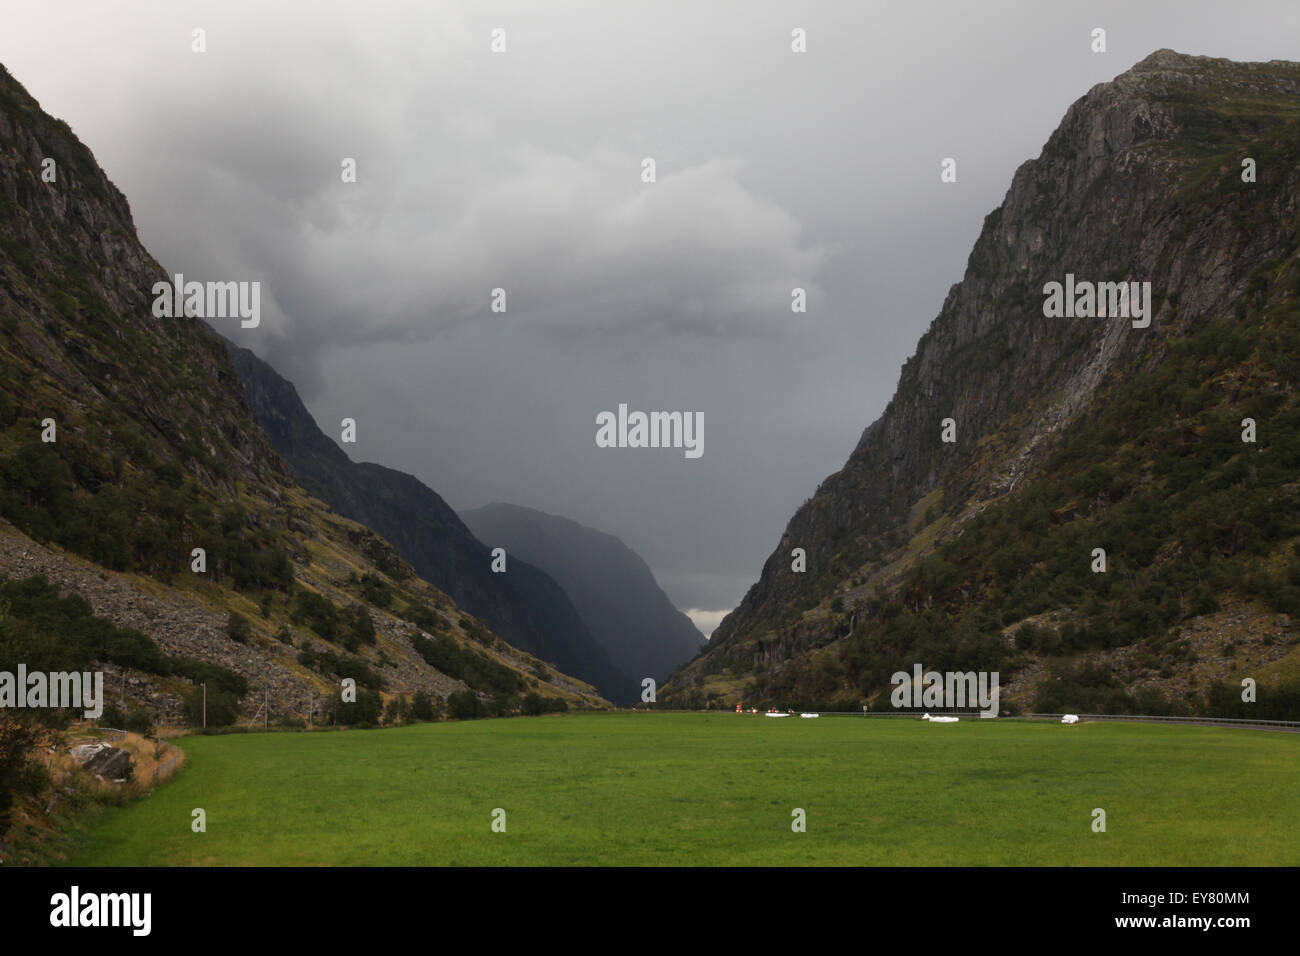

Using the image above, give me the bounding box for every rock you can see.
[70,743,132,781]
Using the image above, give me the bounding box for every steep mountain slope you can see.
[224,344,633,702]
[666,51,1300,716]
[0,61,604,725]
[461,502,705,683]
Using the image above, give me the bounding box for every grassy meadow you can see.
[65,712,1299,866]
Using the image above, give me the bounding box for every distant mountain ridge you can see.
[225,344,633,702]
[461,502,705,683]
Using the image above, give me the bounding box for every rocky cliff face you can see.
[667,51,1300,711]
[0,63,283,497]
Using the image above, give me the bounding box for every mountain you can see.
[225,344,633,702]
[461,502,705,683]
[665,51,1300,717]
[0,60,605,726]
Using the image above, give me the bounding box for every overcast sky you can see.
[5,1,1299,634]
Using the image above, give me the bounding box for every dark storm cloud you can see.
[6,0,1300,617]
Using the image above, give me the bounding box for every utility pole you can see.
[202,682,207,729]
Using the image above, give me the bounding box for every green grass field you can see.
[65,713,1299,866]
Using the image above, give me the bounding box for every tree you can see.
[410,690,443,722]
[332,688,382,726]
[0,714,48,829]
[383,694,410,726]
[446,690,482,720]
[348,605,376,646]
[182,687,239,728]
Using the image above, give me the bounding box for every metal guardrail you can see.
[784,710,1300,730]
[792,711,999,718]
[1025,712,1300,731]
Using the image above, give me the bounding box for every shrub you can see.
[401,603,441,632]
[227,612,252,644]
[360,574,392,608]
[123,707,154,737]
[347,605,376,647]
[409,633,525,696]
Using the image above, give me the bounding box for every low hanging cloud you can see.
[170,138,829,366]
[685,609,732,640]
[12,0,1291,619]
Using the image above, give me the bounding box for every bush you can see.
[346,605,376,648]
[293,590,340,642]
[227,612,252,644]
[409,633,525,696]
[483,695,518,717]
[123,707,154,737]
[296,647,384,690]
[521,692,567,715]
[171,657,247,697]
[401,603,441,632]
[360,574,392,608]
